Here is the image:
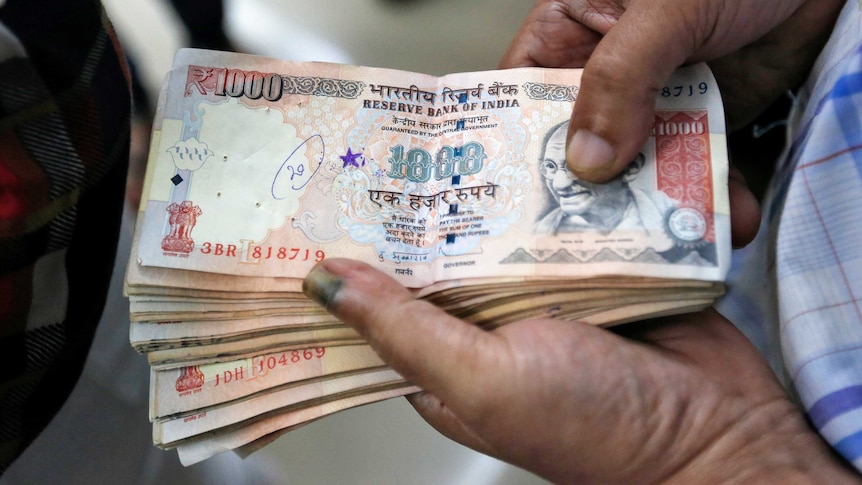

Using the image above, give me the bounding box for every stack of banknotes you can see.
[125,48,731,465]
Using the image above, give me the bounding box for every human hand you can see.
[303,259,860,483]
[499,0,843,183]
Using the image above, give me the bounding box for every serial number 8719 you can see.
[661,83,708,97]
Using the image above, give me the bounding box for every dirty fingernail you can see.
[302,265,343,309]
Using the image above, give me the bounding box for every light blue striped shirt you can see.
[717,0,862,471]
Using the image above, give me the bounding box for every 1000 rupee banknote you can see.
[134,48,730,288]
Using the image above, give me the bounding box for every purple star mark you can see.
[339,148,364,168]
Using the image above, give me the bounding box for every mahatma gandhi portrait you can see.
[534,121,677,238]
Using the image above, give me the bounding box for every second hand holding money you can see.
[302,257,856,484]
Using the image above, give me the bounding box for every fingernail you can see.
[567,129,615,174]
[303,265,343,309]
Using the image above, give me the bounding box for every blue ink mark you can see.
[272,134,324,199]
[339,148,364,168]
[448,169,461,241]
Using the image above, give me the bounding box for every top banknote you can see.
[134,49,730,287]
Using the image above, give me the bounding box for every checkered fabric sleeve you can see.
[0,0,130,473]
[718,0,862,473]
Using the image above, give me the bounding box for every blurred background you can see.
[2,0,554,484]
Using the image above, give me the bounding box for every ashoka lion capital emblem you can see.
[175,365,205,393]
[162,200,202,254]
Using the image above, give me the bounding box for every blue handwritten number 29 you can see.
[272,134,324,199]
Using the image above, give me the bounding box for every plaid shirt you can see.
[718,0,862,473]
[0,0,130,472]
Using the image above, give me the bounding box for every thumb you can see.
[302,258,503,408]
[566,2,697,182]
